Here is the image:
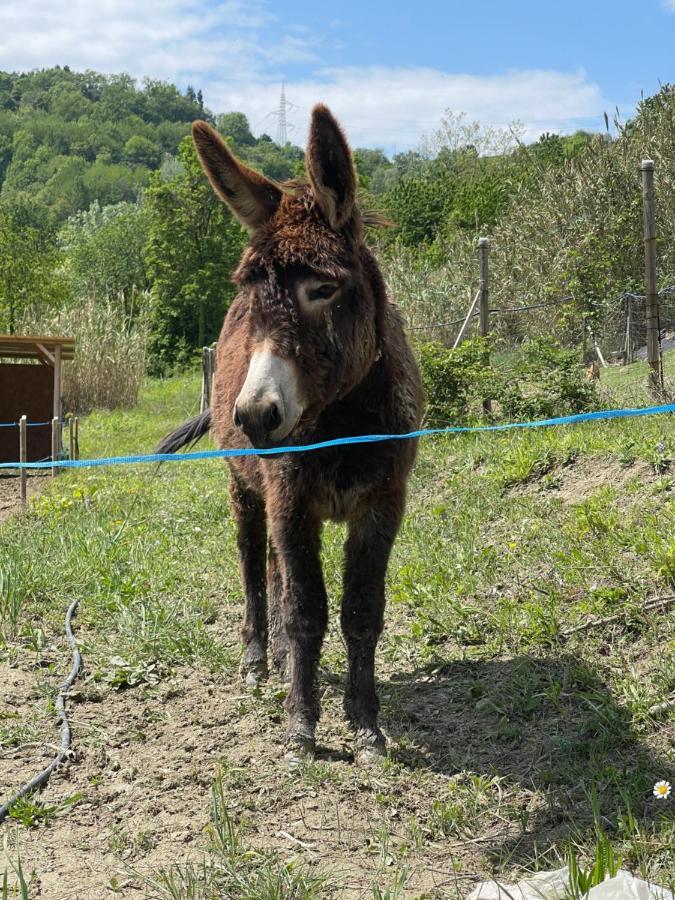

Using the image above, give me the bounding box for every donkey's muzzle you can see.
[233,398,283,446]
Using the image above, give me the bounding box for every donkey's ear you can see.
[192,120,282,231]
[306,104,356,230]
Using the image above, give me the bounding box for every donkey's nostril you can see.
[266,402,281,431]
[233,406,243,429]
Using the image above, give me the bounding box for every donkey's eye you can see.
[308,283,338,301]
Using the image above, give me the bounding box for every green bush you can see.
[418,337,494,425]
[500,338,599,420]
[418,336,598,426]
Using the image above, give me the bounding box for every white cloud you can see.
[0,2,609,150]
[0,0,311,83]
[207,66,608,150]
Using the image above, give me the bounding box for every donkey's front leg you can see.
[268,502,327,758]
[341,491,405,761]
[267,539,289,680]
[230,477,268,686]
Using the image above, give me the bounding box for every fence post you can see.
[641,160,663,392]
[74,416,80,460]
[625,296,633,365]
[51,417,60,478]
[69,416,75,461]
[478,237,490,338]
[200,346,215,413]
[19,415,27,506]
[478,237,492,413]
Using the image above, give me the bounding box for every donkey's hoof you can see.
[240,657,268,689]
[284,733,315,767]
[354,729,386,765]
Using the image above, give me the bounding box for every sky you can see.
[1,0,674,152]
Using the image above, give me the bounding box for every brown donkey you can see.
[159,105,423,761]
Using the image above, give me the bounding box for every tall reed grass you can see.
[21,293,150,414]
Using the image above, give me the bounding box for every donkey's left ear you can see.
[306,104,356,230]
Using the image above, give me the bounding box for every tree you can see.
[59,200,150,309]
[353,148,391,187]
[216,112,255,146]
[123,135,161,168]
[143,135,247,373]
[385,173,454,245]
[0,194,65,332]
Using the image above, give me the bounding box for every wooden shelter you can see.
[0,335,75,464]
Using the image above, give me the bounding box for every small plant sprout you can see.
[653,780,671,800]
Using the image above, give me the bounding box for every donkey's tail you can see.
[156,409,212,454]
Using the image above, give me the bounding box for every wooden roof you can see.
[0,335,76,362]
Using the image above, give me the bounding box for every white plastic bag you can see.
[468,868,674,900]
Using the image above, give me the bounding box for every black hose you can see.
[0,598,81,824]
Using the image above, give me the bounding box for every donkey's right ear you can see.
[192,121,282,231]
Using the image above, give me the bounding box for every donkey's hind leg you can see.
[230,476,268,686]
[341,491,405,761]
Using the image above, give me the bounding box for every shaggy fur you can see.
[160,105,423,759]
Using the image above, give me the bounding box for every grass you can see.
[145,774,329,899]
[0,362,673,897]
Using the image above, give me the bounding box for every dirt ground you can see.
[3,637,668,899]
[0,473,47,525]
[0,617,578,900]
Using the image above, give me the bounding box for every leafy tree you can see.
[240,140,304,182]
[217,112,255,146]
[143,135,247,373]
[353,148,391,188]
[0,68,208,222]
[123,135,161,168]
[0,194,65,331]
[385,173,455,244]
[59,200,150,308]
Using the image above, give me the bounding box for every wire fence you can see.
[401,161,671,391]
[407,256,675,380]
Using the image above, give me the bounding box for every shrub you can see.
[418,337,494,425]
[418,336,598,426]
[499,338,599,420]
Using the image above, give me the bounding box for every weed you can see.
[0,568,24,642]
[7,793,83,828]
[565,829,623,900]
[371,866,409,900]
[2,832,30,900]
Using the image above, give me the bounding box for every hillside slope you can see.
[0,371,673,898]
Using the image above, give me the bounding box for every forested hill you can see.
[0,67,303,223]
[4,66,675,394]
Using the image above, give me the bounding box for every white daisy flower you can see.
[653,780,671,800]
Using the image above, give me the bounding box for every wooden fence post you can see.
[478,237,492,413]
[19,415,27,506]
[200,346,216,412]
[478,237,490,339]
[74,417,80,460]
[69,417,75,461]
[51,417,60,478]
[641,160,663,392]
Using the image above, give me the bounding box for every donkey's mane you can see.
[275,178,392,230]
